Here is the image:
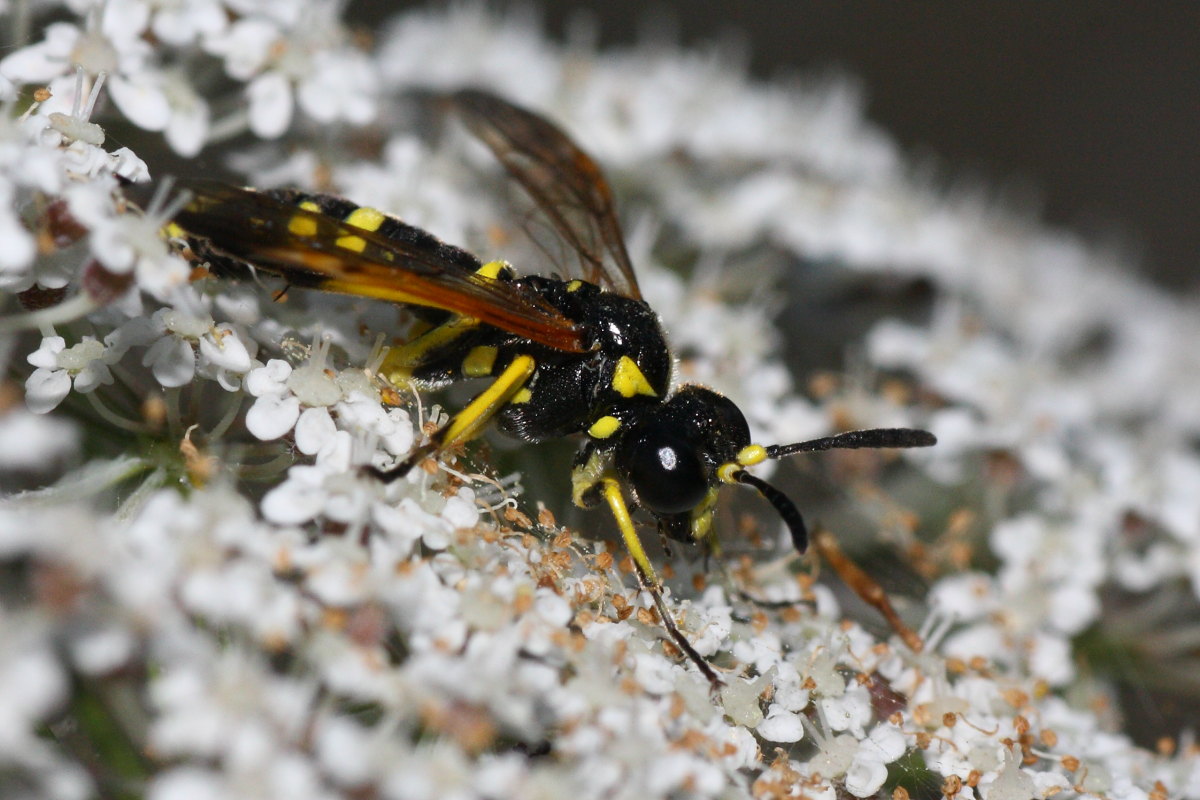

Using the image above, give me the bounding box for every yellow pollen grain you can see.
[588,415,621,439]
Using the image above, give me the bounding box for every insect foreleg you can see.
[600,477,722,689]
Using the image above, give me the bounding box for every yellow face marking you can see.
[611,356,657,399]
[335,234,367,253]
[736,445,768,467]
[588,415,621,439]
[566,280,583,292]
[462,345,498,378]
[344,206,386,232]
[475,260,507,280]
[511,388,532,404]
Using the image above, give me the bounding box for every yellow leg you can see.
[601,477,660,587]
[380,315,478,385]
[439,355,535,446]
[371,354,535,482]
[600,476,722,689]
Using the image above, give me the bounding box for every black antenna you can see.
[735,471,809,553]
[765,428,935,460]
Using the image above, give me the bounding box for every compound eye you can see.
[617,429,709,515]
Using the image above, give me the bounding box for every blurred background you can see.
[377,2,1199,291]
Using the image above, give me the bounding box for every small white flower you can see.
[0,201,36,276]
[294,406,338,456]
[196,322,256,390]
[245,360,301,441]
[66,181,190,300]
[295,49,377,127]
[246,71,293,139]
[148,0,228,47]
[247,392,303,442]
[843,751,889,798]
[0,23,83,84]
[984,749,1037,800]
[25,335,113,413]
[757,705,805,743]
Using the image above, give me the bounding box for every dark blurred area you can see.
[496,3,1200,291]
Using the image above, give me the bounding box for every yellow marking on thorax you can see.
[463,345,498,378]
[288,201,321,237]
[588,415,621,439]
[511,388,532,404]
[611,355,657,398]
[566,280,583,292]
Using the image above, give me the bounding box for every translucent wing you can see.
[446,89,643,300]
[165,180,588,353]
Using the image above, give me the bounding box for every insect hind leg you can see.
[370,354,537,482]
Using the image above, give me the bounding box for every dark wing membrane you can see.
[168,180,587,353]
[446,89,643,300]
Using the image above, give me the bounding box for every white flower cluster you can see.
[1,3,1197,800]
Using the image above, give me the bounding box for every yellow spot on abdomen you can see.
[588,415,621,439]
[335,234,367,252]
[288,200,321,237]
[463,345,498,378]
[611,356,657,398]
[475,260,507,280]
[345,206,385,231]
